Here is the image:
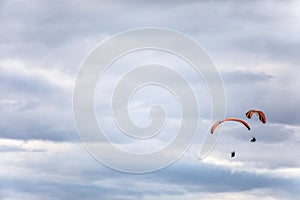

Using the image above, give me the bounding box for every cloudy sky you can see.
[1,0,300,199]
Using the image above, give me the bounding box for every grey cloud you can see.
[231,35,300,65]
[0,68,58,96]
[1,0,300,77]
[222,71,273,84]
[157,161,297,193]
[253,124,298,144]
[1,152,299,199]
[0,0,299,199]
[0,137,299,199]
[0,67,75,141]
[222,70,300,126]
[0,145,24,153]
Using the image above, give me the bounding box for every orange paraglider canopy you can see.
[245,110,266,124]
[210,118,251,134]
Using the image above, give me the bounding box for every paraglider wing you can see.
[246,110,266,123]
[210,118,251,134]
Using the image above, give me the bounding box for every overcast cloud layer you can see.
[1,0,300,199]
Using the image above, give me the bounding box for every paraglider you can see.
[246,110,267,144]
[245,110,266,124]
[210,109,267,158]
[210,118,251,134]
[210,118,250,158]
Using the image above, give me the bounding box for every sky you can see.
[1,0,300,199]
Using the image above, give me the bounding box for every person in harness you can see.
[231,151,235,158]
